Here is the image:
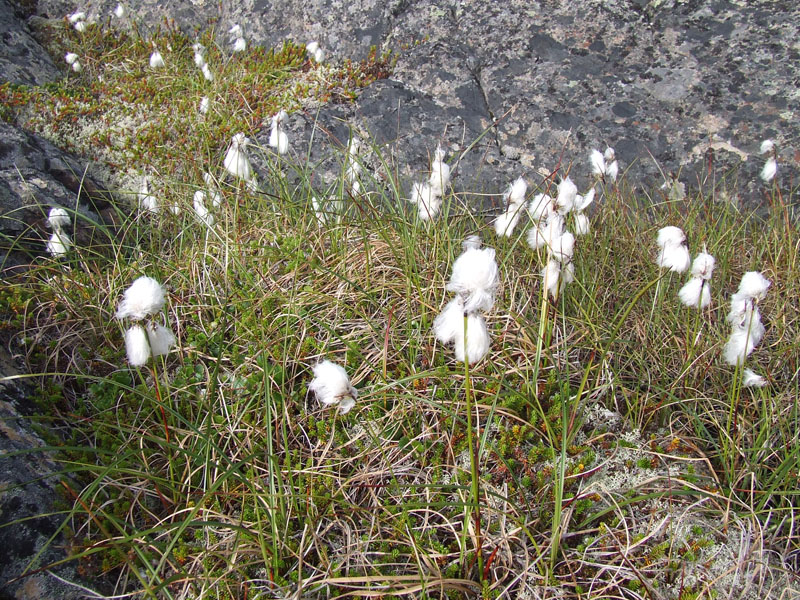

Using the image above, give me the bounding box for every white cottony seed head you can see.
[146,323,176,357]
[690,252,716,280]
[657,226,686,248]
[193,191,215,228]
[115,276,166,321]
[124,325,151,366]
[46,231,72,257]
[308,360,358,414]
[556,177,578,214]
[224,133,254,180]
[452,313,490,364]
[657,243,691,273]
[760,157,777,182]
[742,369,767,388]
[433,297,465,346]
[446,246,499,313]
[737,271,771,301]
[47,207,70,231]
[678,278,711,309]
[506,176,528,205]
[590,149,605,176]
[149,50,165,69]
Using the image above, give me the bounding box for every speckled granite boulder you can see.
[0,0,61,87]
[33,0,798,205]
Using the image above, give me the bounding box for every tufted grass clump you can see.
[1,17,800,600]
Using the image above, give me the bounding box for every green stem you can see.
[463,313,483,581]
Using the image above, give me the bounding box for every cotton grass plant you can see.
[1,17,799,600]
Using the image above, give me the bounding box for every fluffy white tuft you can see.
[146,323,176,357]
[605,160,619,182]
[494,204,525,237]
[542,258,561,299]
[149,50,165,69]
[528,193,554,222]
[116,276,166,320]
[114,3,125,18]
[528,214,565,251]
[345,139,362,193]
[433,298,464,345]
[759,139,774,155]
[590,149,605,176]
[573,213,590,236]
[657,243,691,273]
[223,133,254,180]
[199,96,209,115]
[46,231,72,257]
[65,52,79,65]
[506,177,528,205]
[446,247,499,313]
[727,293,759,328]
[690,252,715,280]
[47,207,70,231]
[462,235,482,251]
[232,37,247,53]
[193,191,215,228]
[551,231,575,263]
[428,146,451,196]
[269,112,290,155]
[124,325,151,366]
[201,63,213,81]
[737,271,771,301]
[561,260,575,286]
[760,157,777,182]
[678,278,711,309]
[574,188,595,213]
[452,313,490,364]
[203,172,222,208]
[556,177,577,214]
[657,226,685,248]
[742,369,767,388]
[308,360,357,414]
[306,41,324,62]
[723,327,762,366]
[409,182,440,220]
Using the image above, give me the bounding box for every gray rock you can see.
[36,0,796,205]
[0,0,61,87]
[0,120,113,272]
[0,345,91,599]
